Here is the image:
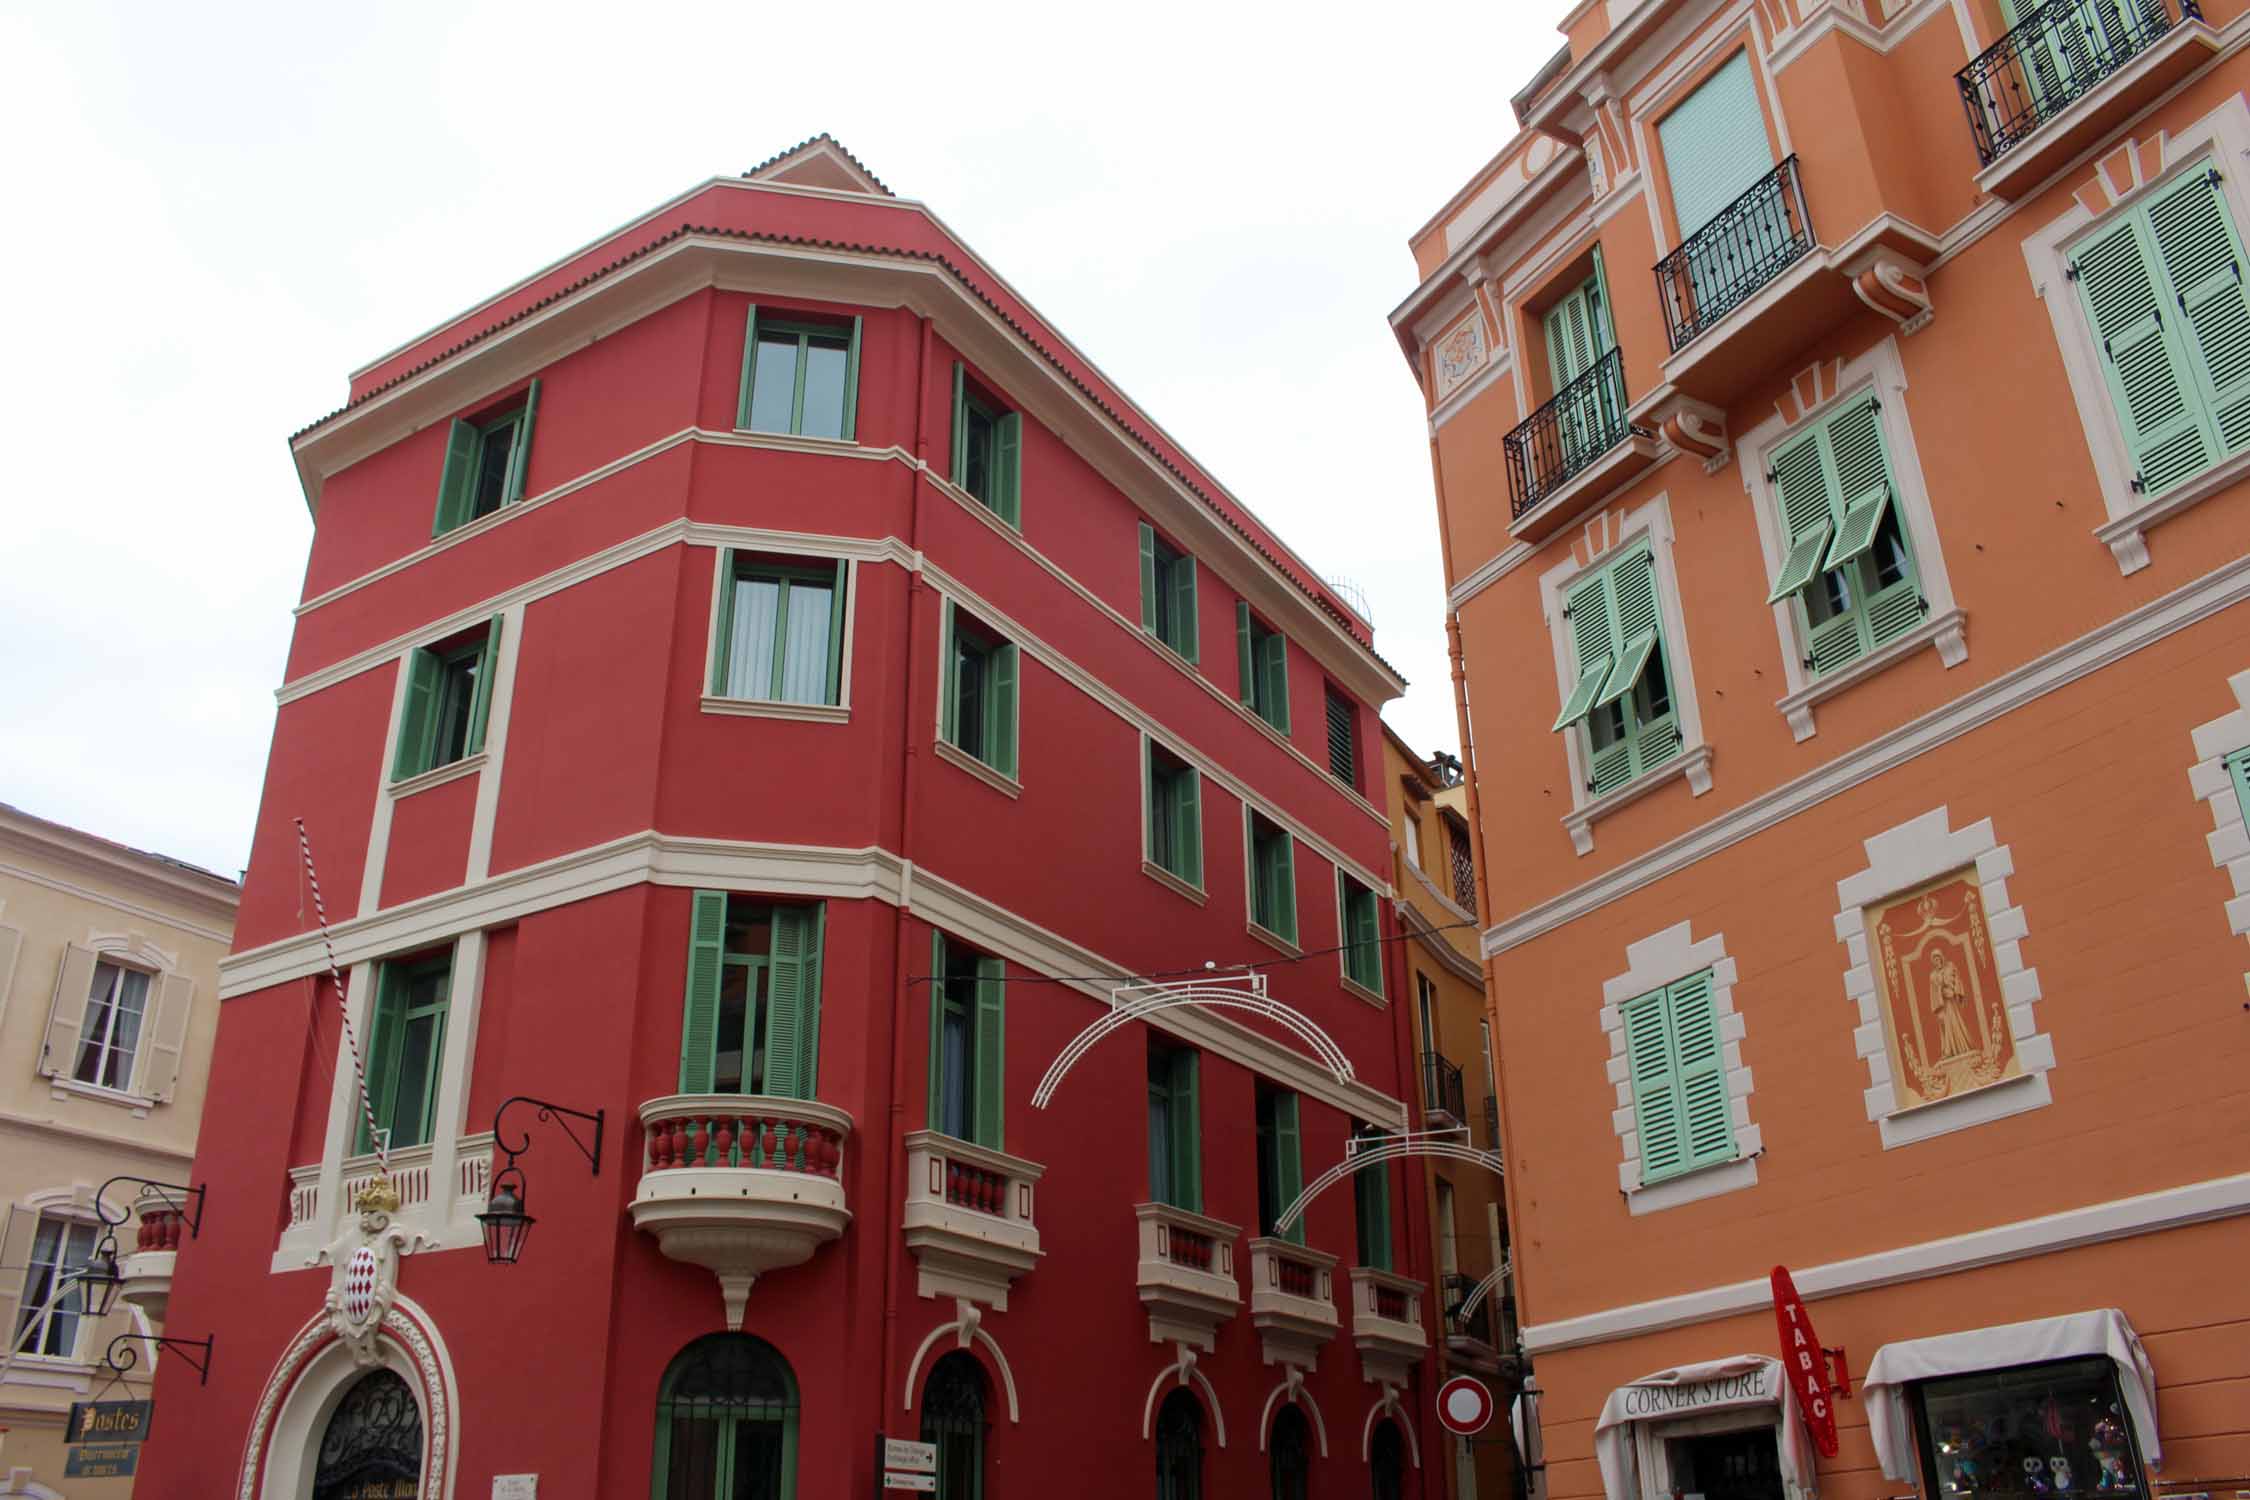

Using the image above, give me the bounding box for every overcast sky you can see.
[1,1,1561,879]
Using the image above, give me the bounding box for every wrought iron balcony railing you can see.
[1422,1051,1465,1123]
[1441,1270,1496,1346]
[1504,344,1638,517]
[1958,0,2199,166]
[1655,155,1815,351]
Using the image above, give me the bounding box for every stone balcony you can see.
[117,1188,189,1321]
[279,1132,496,1267]
[1135,1202,1242,1352]
[1246,1237,1339,1371]
[901,1131,1044,1310]
[628,1094,853,1328]
[1348,1266,1430,1387]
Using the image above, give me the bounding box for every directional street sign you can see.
[1438,1373,1496,1436]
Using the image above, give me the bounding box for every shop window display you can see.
[1914,1359,2144,1500]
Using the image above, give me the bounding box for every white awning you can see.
[1861,1308,2159,1482]
[1594,1355,1819,1500]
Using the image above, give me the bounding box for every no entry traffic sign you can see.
[1438,1374,1495,1436]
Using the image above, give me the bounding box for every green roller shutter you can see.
[431,418,480,537]
[502,379,540,504]
[392,649,440,781]
[710,551,739,695]
[465,615,503,756]
[1274,1092,1304,1246]
[973,954,1005,1149]
[677,890,728,1094]
[1173,767,1202,888]
[1660,51,1772,240]
[1763,396,1921,673]
[1169,1050,1201,1213]
[1138,522,1159,633]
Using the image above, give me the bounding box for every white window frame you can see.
[2020,96,2250,574]
[1241,802,1301,957]
[72,958,154,1094]
[9,1200,102,1366]
[1538,492,1714,856]
[47,931,180,1113]
[1335,871,1386,1007]
[1600,921,1760,1215]
[1139,730,1206,905]
[932,591,1025,800]
[2188,666,2250,946]
[1737,337,1968,742]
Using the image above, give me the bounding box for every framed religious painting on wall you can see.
[1865,868,2021,1109]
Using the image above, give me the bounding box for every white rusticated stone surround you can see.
[1834,808,2054,1148]
[1599,922,1760,1215]
[2188,668,2250,945]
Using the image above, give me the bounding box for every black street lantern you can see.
[74,1242,123,1319]
[479,1096,602,1266]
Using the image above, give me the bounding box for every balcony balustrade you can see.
[1657,157,1815,353]
[1348,1265,1428,1386]
[1421,1052,1465,1127]
[901,1130,1045,1310]
[1960,0,2203,179]
[1248,1237,1340,1369]
[117,1187,188,1320]
[279,1132,496,1263]
[628,1094,852,1329]
[1440,1270,1497,1354]
[1503,346,1659,540]
[1136,1202,1242,1352]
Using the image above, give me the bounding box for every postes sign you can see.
[1770,1266,1838,1458]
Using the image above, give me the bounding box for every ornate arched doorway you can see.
[312,1369,422,1500]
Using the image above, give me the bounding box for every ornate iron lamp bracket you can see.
[491,1095,606,1178]
[103,1331,214,1386]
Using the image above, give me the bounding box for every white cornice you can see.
[0,810,238,925]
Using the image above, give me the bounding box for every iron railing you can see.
[1958,0,2199,166]
[1442,1271,1496,1346]
[1482,1094,1501,1152]
[1655,155,1815,351]
[1503,345,1639,517]
[1422,1052,1466,1123]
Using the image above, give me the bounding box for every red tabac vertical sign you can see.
[1771,1267,1839,1458]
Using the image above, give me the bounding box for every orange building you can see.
[1389,8,2250,1500]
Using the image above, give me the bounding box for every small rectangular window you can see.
[1246,809,1297,945]
[1147,1042,1201,1211]
[1764,395,1923,677]
[679,892,826,1101]
[1551,543,1682,798]
[1352,1125,1392,1269]
[1254,1083,1305,1244]
[1146,743,1203,890]
[1235,602,1290,732]
[74,961,151,1091]
[1338,873,1382,996]
[929,933,1006,1149]
[941,603,1020,780]
[11,1214,99,1359]
[738,305,861,441]
[950,363,1022,524]
[360,950,453,1154]
[1138,523,1200,662]
[711,554,848,706]
[1324,686,1358,786]
[392,617,503,782]
[432,381,540,536]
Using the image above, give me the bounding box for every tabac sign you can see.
[1770,1268,1839,1458]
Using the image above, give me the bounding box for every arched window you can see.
[1156,1388,1204,1500]
[1371,1417,1406,1500]
[312,1369,422,1500]
[654,1333,799,1500]
[1269,1402,1311,1500]
[920,1351,987,1499]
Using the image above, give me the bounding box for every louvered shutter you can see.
[1766,427,1836,602]
[950,363,969,488]
[0,1207,38,1351]
[1169,551,1199,661]
[431,418,480,536]
[734,305,763,429]
[992,412,1023,524]
[465,615,504,756]
[1820,400,1892,568]
[1660,51,1773,240]
[1551,573,1616,731]
[939,600,960,747]
[1668,971,1737,1168]
[1236,602,1256,708]
[1622,988,1685,1183]
[678,891,728,1093]
[142,973,196,1102]
[1275,1092,1305,1246]
[765,904,823,1099]
[1362,1153,1394,1270]
[823,558,848,706]
[841,315,864,442]
[358,966,405,1152]
[1269,828,1297,943]
[2074,210,2213,495]
[973,954,1005,1149]
[1595,549,1661,709]
[1176,768,1203,888]
[392,649,439,781]
[38,944,96,1079]
[926,931,948,1132]
[1326,689,1357,782]
[2228,748,2250,823]
[1543,284,1597,390]
[989,643,1019,779]
[709,552,739,695]
[1259,631,1290,734]
[2147,167,2250,455]
[1138,522,1160,633]
[1170,1050,1202,1213]
[502,378,541,504]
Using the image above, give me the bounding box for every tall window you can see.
[431,380,540,535]
[392,617,503,781]
[1402,812,1422,869]
[919,1352,988,1500]
[1154,1388,1205,1500]
[359,950,453,1154]
[1145,743,1204,890]
[1269,1403,1311,1500]
[1765,395,1921,676]
[1370,1419,1408,1500]
[1138,523,1199,661]
[739,306,861,441]
[1147,1043,1201,1212]
[1621,968,1735,1184]
[680,893,826,1100]
[10,1214,97,1358]
[711,553,848,706]
[951,364,1022,524]
[1235,603,1290,732]
[1550,543,1682,797]
[1353,1127,1393,1270]
[74,961,151,1091]
[1254,1084,1304,1245]
[1324,685,1358,786]
[941,603,1020,780]
[1245,810,1297,945]
[1338,873,1383,996]
[929,934,1005,1149]
[312,1369,423,1500]
[1446,818,1476,910]
[653,1334,799,1500]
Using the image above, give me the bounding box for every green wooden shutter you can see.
[764,904,823,1099]
[1236,602,1256,708]
[973,954,1005,1149]
[989,643,1019,778]
[1138,522,1160,633]
[1259,632,1290,734]
[950,363,969,488]
[1170,552,1199,662]
[841,316,863,442]
[1589,243,1618,353]
[465,615,504,756]
[993,412,1023,525]
[1622,988,1685,1182]
[710,551,740,696]
[1660,51,1773,240]
[1667,970,1736,1169]
[503,379,541,504]
[1359,1151,1393,1270]
[1766,428,1836,602]
[1553,572,1616,731]
[1351,883,1382,995]
[1265,826,1296,943]
[357,966,405,1153]
[1176,768,1202,888]
[735,305,762,429]
[1594,548,1661,710]
[1170,1050,1201,1213]
[939,600,960,747]
[430,418,480,536]
[678,891,728,1094]
[1542,279,1600,390]
[2146,166,2250,454]
[392,649,439,781]
[1821,400,1894,570]
[2225,748,2250,824]
[824,558,848,706]
[926,930,947,1132]
[2075,209,2214,495]
[1275,1092,1304,1246]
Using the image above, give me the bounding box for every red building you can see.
[136,138,1451,1499]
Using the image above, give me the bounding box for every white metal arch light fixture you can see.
[1031,971,1356,1110]
[1271,1127,1503,1239]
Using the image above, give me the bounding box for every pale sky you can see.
[0,1,1563,878]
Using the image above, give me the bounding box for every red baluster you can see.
[713,1116,736,1167]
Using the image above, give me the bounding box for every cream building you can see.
[0,804,234,1498]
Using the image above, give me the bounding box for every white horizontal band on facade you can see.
[1483,549,2250,957]
[1521,1169,2250,1354]
[213,831,1409,1129]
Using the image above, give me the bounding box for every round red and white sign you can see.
[1438,1374,1495,1436]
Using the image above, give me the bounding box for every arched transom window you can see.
[654,1333,800,1500]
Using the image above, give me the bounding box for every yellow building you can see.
[0,804,234,1498]
[1383,725,1520,1500]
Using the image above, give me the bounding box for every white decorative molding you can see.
[1430,310,1492,403]
[240,1293,459,1500]
[2188,668,2250,944]
[1524,1169,2250,1354]
[1258,1371,1331,1457]
[1776,611,1968,743]
[1486,548,2250,955]
[1564,745,1716,857]
[1599,923,1761,1213]
[1833,808,2055,1148]
[1360,1386,1422,1468]
[899,1299,1023,1423]
[383,752,486,802]
[1139,1343,1228,1448]
[931,739,1022,799]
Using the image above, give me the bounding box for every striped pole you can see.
[293,819,388,1175]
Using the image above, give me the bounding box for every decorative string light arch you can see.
[1272,1128,1502,1238]
[1453,1258,1512,1324]
[1032,972,1355,1110]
